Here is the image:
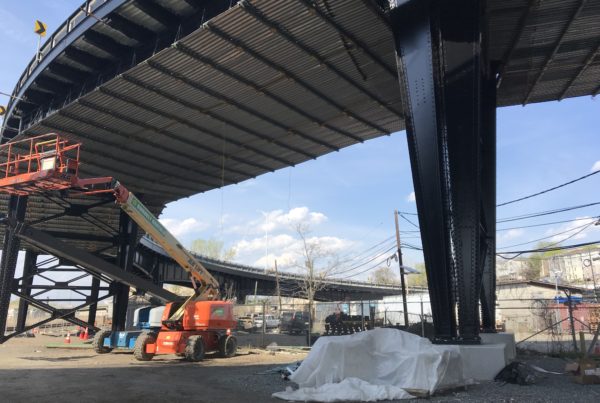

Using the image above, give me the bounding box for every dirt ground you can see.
[2,335,600,402]
[0,335,307,403]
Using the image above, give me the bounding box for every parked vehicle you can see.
[254,314,279,329]
[278,311,310,334]
[237,316,254,331]
[93,306,164,353]
[279,311,294,333]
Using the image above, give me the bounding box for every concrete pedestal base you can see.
[459,333,516,381]
[481,332,516,362]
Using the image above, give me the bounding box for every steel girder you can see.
[0,195,27,340]
[112,211,138,332]
[390,0,497,343]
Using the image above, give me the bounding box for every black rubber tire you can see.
[133,332,156,361]
[184,335,205,362]
[218,335,237,358]
[93,329,113,354]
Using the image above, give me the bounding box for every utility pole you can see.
[274,259,282,313]
[587,249,598,300]
[394,210,409,327]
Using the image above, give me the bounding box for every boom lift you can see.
[0,134,238,361]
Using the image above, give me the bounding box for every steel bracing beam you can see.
[172,43,347,152]
[559,41,600,100]
[8,220,177,303]
[112,211,138,332]
[241,1,399,117]
[2,289,113,343]
[0,195,28,340]
[132,0,179,29]
[75,97,266,176]
[205,24,387,137]
[105,13,155,43]
[391,0,496,343]
[47,63,90,83]
[15,251,37,333]
[137,62,321,159]
[496,0,537,89]
[522,0,587,105]
[120,72,307,164]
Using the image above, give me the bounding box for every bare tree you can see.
[293,223,340,334]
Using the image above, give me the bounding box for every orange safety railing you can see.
[0,134,81,194]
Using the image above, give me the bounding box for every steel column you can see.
[15,250,38,332]
[112,210,138,332]
[480,62,498,333]
[87,276,101,328]
[390,0,494,343]
[0,195,28,340]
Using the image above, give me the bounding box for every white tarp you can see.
[273,328,465,402]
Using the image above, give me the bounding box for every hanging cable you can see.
[497,216,598,232]
[497,239,600,259]
[398,212,420,229]
[497,169,600,207]
[497,219,598,250]
[497,201,600,223]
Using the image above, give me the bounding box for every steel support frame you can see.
[390,0,496,343]
[15,250,38,332]
[112,210,138,332]
[0,195,28,340]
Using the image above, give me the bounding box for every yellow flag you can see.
[34,20,47,36]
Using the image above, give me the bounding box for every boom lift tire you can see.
[133,332,157,361]
[93,329,113,354]
[184,335,205,362]
[218,335,237,358]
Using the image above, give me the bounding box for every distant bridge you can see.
[135,236,409,301]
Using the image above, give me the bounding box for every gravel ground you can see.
[1,335,599,402]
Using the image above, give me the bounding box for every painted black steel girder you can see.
[9,220,177,303]
[390,0,497,343]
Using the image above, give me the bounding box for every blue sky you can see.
[1,1,599,281]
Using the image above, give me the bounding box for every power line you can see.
[398,212,420,229]
[335,245,397,276]
[497,216,598,232]
[497,169,600,207]
[497,219,598,250]
[497,239,600,259]
[497,201,600,223]
[337,236,395,264]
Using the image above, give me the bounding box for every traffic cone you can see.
[64,332,71,344]
[82,327,89,341]
[79,327,84,339]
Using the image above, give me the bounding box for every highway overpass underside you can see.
[1,0,600,344]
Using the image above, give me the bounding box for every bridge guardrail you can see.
[3,0,120,129]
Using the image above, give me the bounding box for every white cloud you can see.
[548,217,600,243]
[499,229,524,242]
[159,217,208,237]
[227,207,328,235]
[234,234,352,270]
[234,234,295,254]
[406,192,416,202]
[591,160,600,172]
